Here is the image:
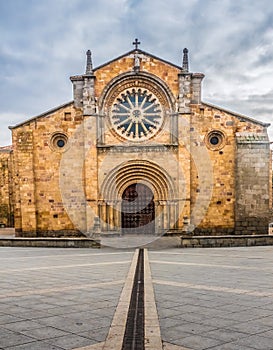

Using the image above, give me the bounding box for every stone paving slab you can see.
[1,246,273,349]
[149,246,273,350]
[0,247,134,350]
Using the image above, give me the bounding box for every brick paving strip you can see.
[75,249,189,350]
[143,248,163,350]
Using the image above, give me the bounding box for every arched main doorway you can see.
[121,183,155,234]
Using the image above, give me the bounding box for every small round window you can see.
[206,131,226,150]
[210,136,220,145]
[56,139,65,148]
[50,133,68,152]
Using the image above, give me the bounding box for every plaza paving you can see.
[150,247,273,350]
[0,245,273,349]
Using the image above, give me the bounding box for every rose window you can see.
[110,88,163,141]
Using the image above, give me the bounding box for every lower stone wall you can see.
[235,137,271,235]
[0,204,9,226]
[0,237,100,248]
[16,230,86,238]
[192,227,235,235]
[181,235,273,248]
[235,217,269,235]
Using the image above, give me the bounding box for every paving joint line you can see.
[144,249,163,349]
[74,249,187,350]
[150,259,270,271]
[0,260,131,274]
[0,280,124,299]
[102,248,140,350]
[154,279,273,298]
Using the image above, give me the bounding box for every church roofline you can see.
[93,49,183,72]
[202,101,271,128]
[9,101,74,130]
[70,49,185,81]
[0,145,13,152]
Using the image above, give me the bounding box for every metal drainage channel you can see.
[122,248,145,350]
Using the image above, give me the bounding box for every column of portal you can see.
[159,201,165,232]
[173,201,178,229]
[166,201,170,231]
[100,202,107,231]
[155,202,162,234]
[115,200,121,233]
[108,202,114,230]
[162,201,169,231]
[112,201,119,231]
[169,201,177,229]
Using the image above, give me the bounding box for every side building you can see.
[0,146,14,227]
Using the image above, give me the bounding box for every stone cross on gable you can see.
[132,38,141,50]
[132,39,141,72]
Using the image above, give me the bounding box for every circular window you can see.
[206,131,226,150]
[50,133,68,152]
[109,88,164,141]
[210,136,220,145]
[56,139,65,148]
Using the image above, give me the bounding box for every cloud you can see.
[0,113,24,146]
[0,0,273,146]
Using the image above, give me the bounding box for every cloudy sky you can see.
[1,0,273,146]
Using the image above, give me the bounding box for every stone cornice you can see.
[97,144,178,153]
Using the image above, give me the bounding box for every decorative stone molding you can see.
[99,71,175,112]
[236,132,269,144]
[100,159,176,202]
[97,144,178,153]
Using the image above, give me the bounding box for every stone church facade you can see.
[0,42,272,237]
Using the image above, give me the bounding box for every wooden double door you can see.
[121,183,155,234]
